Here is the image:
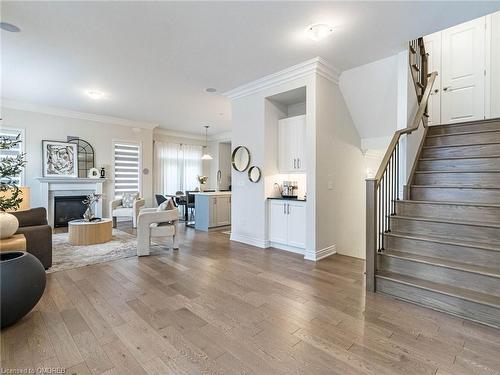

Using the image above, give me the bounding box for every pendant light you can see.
[201,125,213,160]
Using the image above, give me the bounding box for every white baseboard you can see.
[230,233,267,248]
[268,242,304,255]
[304,244,336,261]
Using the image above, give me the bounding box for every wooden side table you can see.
[0,234,27,252]
[68,219,113,245]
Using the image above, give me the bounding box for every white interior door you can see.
[441,17,485,124]
[424,31,442,126]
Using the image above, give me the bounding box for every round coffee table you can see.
[68,219,113,245]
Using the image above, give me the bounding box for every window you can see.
[0,127,25,185]
[154,142,203,195]
[113,141,141,197]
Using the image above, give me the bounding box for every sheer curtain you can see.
[154,141,202,195]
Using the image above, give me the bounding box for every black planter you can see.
[1,251,46,328]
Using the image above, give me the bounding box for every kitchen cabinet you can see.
[194,192,231,231]
[278,115,306,173]
[268,199,306,250]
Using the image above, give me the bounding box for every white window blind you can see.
[0,127,25,185]
[113,142,141,196]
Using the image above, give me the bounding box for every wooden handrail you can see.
[374,71,437,184]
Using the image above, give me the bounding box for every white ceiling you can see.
[2,1,499,135]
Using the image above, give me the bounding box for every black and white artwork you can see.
[42,140,78,177]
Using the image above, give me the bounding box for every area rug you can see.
[49,229,139,273]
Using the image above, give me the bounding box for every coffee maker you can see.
[281,181,298,198]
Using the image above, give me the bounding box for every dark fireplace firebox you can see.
[53,195,87,227]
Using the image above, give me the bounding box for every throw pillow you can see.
[157,198,176,211]
[122,192,139,208]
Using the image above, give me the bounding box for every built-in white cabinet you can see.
[268,199,306,250]
[278,115,306,173]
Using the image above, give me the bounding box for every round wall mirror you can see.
[248,166,261,183]
[232,146,251,172]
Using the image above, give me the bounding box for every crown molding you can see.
[153,128,206,141]
[1,99,159,130]
[154,128,232,142]
[223,57,340,100]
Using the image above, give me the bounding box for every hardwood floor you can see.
[2,222,500,374]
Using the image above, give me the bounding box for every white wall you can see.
[230,75,315,249]
[1,107,154,215]
[339,54,399,141]
[492,11,500,117]
[315,74,365,259]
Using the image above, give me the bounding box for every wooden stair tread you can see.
[426,128,500,138]
[382,250,500,279]
[420,155,500,161]
[396,199,500,208]
[385,231,500,252]
[391,214,500,229]
[415,170,500,174]
[376,271,500,309]
[411,184,500,189]
[430,117,500,128]
[423,142,500,149]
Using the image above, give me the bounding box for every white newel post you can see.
[36,177,107,227]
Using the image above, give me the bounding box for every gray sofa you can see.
[12,207,52,269]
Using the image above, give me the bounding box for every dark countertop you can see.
[267,197,307,202]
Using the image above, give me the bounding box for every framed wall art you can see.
[42,140,78,178]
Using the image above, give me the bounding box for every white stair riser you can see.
[414,172,500,186]
[422,144,500,158]
[395,201,500,223]
[376,277,500,328]
[385,235,500,269]
[425,132,500,147]
[378,255,500,297]
[390,218,500,243]
[428,121,500,135]
[411,186,500,204]
[418,158,500,171]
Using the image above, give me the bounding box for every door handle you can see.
[443,87,451,91]
[287,204,290,214]
[283,203,286,214]
[293,158,297,169]
[297,158,300,169]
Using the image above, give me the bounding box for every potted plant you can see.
[197,175,208,192]
[0,134,27,239]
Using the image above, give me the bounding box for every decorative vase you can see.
[83,206,95,222]
[0,212,19,239]
[1,252,46,328]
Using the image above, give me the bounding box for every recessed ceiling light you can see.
[206,88,217,93]
[86,90,105,100]
[0,22,21,33]
[306,23,334,42]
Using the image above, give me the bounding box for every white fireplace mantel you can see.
[37,177,107,227]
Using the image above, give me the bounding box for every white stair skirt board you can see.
[304,244,336,261]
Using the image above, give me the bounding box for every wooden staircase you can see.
[376,118,500,328]
[366,37,500,329]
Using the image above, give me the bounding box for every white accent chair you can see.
[110,197,145,228]
[136,207,179,256]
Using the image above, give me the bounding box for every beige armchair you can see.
[110,197,145,228]
[136,207,179,256]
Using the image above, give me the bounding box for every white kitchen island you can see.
[193,192,231,231]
